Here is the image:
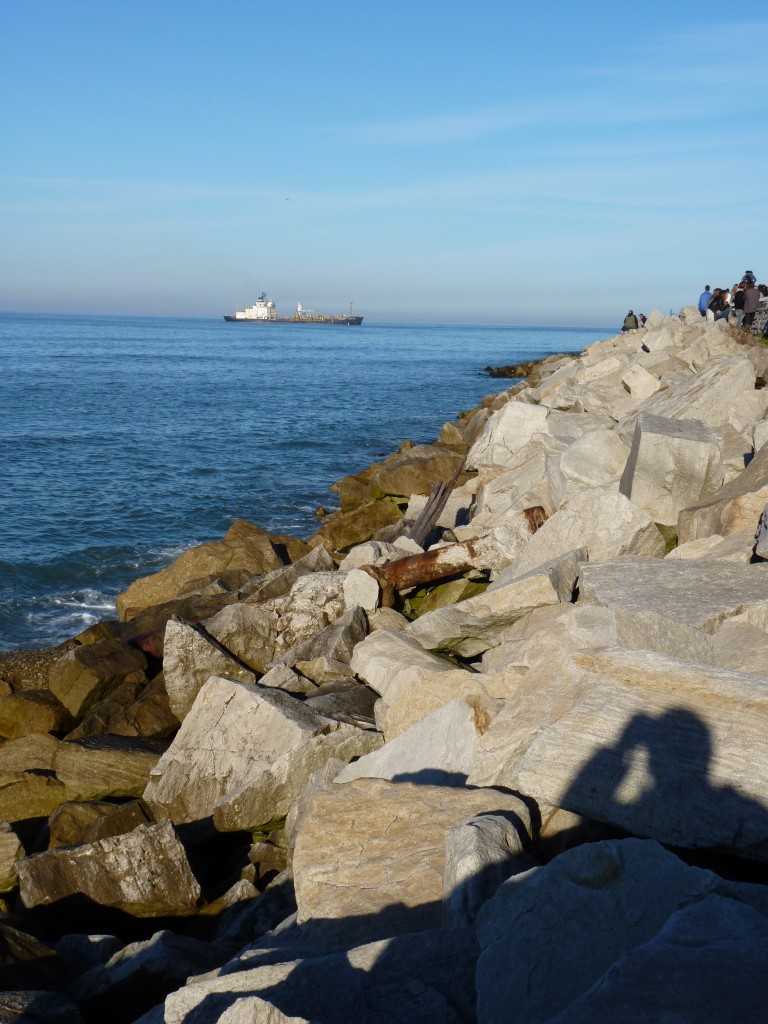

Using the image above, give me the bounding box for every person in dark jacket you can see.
[622,311,639,332]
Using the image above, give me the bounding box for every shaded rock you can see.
[291,657,349,686]
[0,823,24,892]
[152,927,478,1024]
[143,677,382,830]
[679,440,768,542]
[18,822,201,916]
[71,929,224,1024]
[64,675,179,740]
[475,838,768,1024]
[47,801,121,849]
[48,638,147,718]
[619,414,723,526]
[0,690,73,740]
[549,896,768,1024]
[405,549,582,657]
[119,590,241,659]
[473,645,768,859]
[0,991,83,1023]
[55,932,123,977]
[443,812,536,927]
[293,777,530,945]
[303,682,378,727]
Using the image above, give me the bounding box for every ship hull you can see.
[224,315,363,324]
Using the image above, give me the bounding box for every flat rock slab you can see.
[475,837,768,1024]
[17,822,201,916]
[292,777,531,945]
[143,677,381,830]
[471,645,768,859]
[579,556,768,633]
[349,628,457,704]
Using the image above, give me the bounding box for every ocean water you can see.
[0,313,612,650]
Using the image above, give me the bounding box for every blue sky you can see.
[1,1,766,325]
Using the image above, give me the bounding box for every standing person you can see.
[698,285,712,316]
[622,310,638,332]
[744,270,757,285]
[732,283,746,328]
[743,281,760,329]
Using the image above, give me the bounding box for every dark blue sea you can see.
[0,313,612,650]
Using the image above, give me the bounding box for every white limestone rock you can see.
[334,695,501,787]
[620,362,662,402]
[349,628,456,704]
[142,677,382,829]
[467,401,550,470]
[618,414,723,526]
[342,568,380,613]
[580,555,768,634]
[292,777,531,943]
[666,528,756,564]
[507,488,665,580]
[547,430,630,510]
[678,441,768,542]
[470,646,768,859]
[162,618,258,722]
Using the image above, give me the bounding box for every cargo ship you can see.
[224,292,363,325]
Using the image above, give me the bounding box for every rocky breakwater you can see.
[2,307,768,1021]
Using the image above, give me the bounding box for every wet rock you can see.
[369,443,465,497]
[0,691,73,740]
[0,641,77,693]
[308,499,403,552]
[48,638,148,719]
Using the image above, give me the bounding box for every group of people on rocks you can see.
[621,311,646,332]
[697,271,767,330]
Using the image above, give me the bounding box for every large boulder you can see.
[470,645,768,859]
[48,638,147,718]
[369,443,465,497]
[475,838,768,1024]
[292,777,531,945]
[678,440,768,542]
[619,414,723,525]
[506,488,665,580]
[468,401,550,470]
[115,521,296,621]
[143,677,382,830]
